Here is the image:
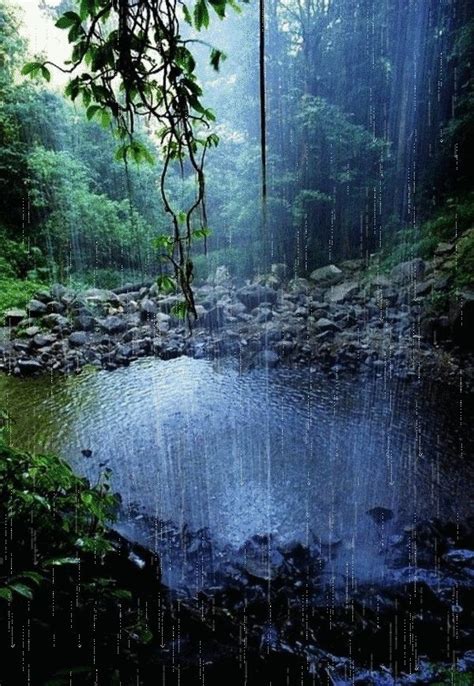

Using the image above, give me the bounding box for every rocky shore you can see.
[1,235,473,392]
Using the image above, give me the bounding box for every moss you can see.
[454,228,474,289]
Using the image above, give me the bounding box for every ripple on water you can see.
[2,356,473,586]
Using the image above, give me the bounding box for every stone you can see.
[200,305,226,331]
[443,549,474,567]
[32,333,56,348]
[214,265,231,285]
[271,263,288,280]
[34,289,51,303]
[390,258,425,285]
[4,309,27,326]
[325,281,359,304]
[237,284,278,310]
[46,300,65,314]
[50,283,67,300]
[17,358,43,374]
[314,317,340,332]
[255,349,279,368]
[99,315,127,335]
[24,326,41,337]
[434,241,454,256]
[41,313,69,330]
[369,274,393,290]
[83,288,120,306]
[27,299,48,317]
[414,280,434,297]
[140,298,158,319]
[450,290,474,348]
[309,264,343,285]
[73,314,96,332]
[68,331,88,346]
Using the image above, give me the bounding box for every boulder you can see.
[140,298,158,320]
[41,313,69,330]
[4,309,27,326]
[200,305,225,331]
[314,317,340,332]
[32,333,56,348]
[83,288,121,306]
[27,299,48,317]
[391,258,425,285]
[309,264,343,285]
[271,263,288,280]
[17,358,43,374]
[68,331,88,347]
[450,290,474,349]
[237,284,278,310]
[73,314,96,332]
[99,315,127,335]
[254,349,280,368]
[325,281,359,304]
[434,241,455,256]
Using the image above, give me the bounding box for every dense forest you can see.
[1,0,473,302]
[1,0,474,684]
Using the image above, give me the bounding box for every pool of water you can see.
[1,357,472,588]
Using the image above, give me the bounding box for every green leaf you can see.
[41,66,51,82]
[55,11,82,29]
[156,275,176,294]
[192,227,212,239]
[152,234,173,250]
[86,105,102,121]
[209,0,227,19]
[182,5,193,25]
[177,211,187,224]
[0,587,13,601]
[21,62,42,77]
[210,48,227,71]
[194,0,209,30]
[171,302,188,319]
[112,589,132,601]
[10,583,33,600]
[100,110,112,128]
[44,557,80,567]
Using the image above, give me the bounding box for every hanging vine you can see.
[23,0,242,322]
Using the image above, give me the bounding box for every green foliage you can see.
[0,277,43,317]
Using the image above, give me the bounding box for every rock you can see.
[32,333,56,348]
[46,300,65,314]
[157,295,181,314]
[24,326,41,337]
[73,314,96,332]
[314,317,340,332]
[200,305,225,331]
[68,331,88,346]
[254,349,279,368]
[83,288,120,306]
[17,358,43,374]
[434,241,455,256]
[443,549,474,567]
[50,283,67,300]
[41,313,69,330]
[237,284,278,310]
[309,264,343,285]
[325,281,359,304]
[214,265,231,285]
[34,289,52,303]
[140,298,158,320]
[27,299,48,317]
[450,290,474,349]
[366,507,394,524]
[369,274,393,290]
[271,263,288,280]
[4,308,27,326]
[391,258,425,285]
[414,280,434,297]
[98,315,127,335]
[288,277,312,294]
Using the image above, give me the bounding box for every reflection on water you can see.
[1,357,472,586]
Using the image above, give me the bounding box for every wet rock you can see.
[434,241,455,256]
[27,299,48,317]
[443,549,474,567]
[46,300,65,314]
[271,263,288,280]
[450,290,474,349]
[68,331,88,347]
[157,295,181,314]
[200,305,226,330]
[325,281,359,304]
[34,289,52,303]
[314,317,340,332]
[99,315,127,335]
[73,314,96,332]
[32,333,56,348]
[254,349,280,368]
[310,264,343,285]
[369,274,393,290]
[391,258,425,285]
[24,326,41,337]
[237,284,278,310]
[367,507,394,525]
[50,283,67,300]
[140,298,158,320]
[17,358,43,374]
[41,313,69,330]
[414,280,434,297]
[84,288,121,306]
[4,309,27,326]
